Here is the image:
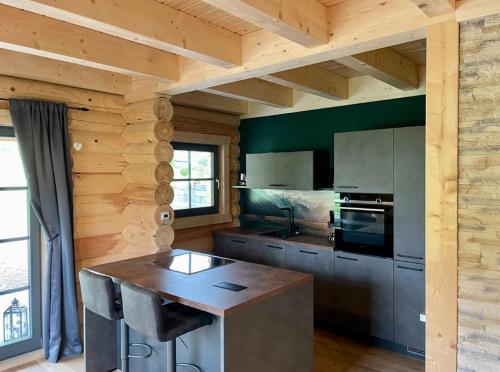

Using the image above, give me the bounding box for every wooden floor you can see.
[6,330,424,372]
[314,330,424,372]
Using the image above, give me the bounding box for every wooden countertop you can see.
[216,227,335,251]
[88,249,312,317]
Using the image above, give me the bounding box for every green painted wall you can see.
[239,95,426,170]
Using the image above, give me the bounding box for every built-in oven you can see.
[332,193,393,258]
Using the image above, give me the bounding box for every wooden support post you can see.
[425,20,459,371]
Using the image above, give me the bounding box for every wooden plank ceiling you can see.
[154,0,261,35]
[0,0,489,113]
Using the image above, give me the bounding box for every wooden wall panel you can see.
[425,20,459,371]
[457,14,500,371]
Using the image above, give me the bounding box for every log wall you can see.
[457,13,500,371]
[75,98,176,272]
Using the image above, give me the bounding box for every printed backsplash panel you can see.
[239,188,335,235]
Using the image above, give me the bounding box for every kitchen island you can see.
[84,249,313,372]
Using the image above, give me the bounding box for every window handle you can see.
[216,178,220,190]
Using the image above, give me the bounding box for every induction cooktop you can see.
[152,252,235,275]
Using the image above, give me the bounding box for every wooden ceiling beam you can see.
[124,0,494,97]
[0,49,130,96]
[261,65,348,100]
[156,0,439,95]
[0,5,179,82]
[172,91,249,115]
[203,79,296,108]
[410,0,455,17]
[335,48,419,91]
[201,0,328,47]
[0,0,241,68]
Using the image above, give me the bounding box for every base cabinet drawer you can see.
[394,262,425,353]
[333,252,394,341]
[214,234,253,261]
[251,239,286,268]
[285,244,334,320]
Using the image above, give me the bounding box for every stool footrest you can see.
[177,362,202,372]
[128,343,153,359]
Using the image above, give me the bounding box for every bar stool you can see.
[120,281,214,372]
[79,269,152,372]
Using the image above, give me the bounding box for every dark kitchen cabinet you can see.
[394,262,425,353]
[245,151,329,190]
[394,126,425,264]
[285,243,334,322]
[251,239,286,268]
[213,234,254,261]
[333,252,394,341]
[334,129,394,194]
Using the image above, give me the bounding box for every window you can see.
[0,126,41,361]
[171,142,219,218]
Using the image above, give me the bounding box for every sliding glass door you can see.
[0,126,41,360]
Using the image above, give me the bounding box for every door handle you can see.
[397,265,423,272]
[335,186,359,189]
[397,254,423,260]
[299,250,318,255]
[267,245,284,250]
[337,256,358,261]
[269,184,287,187]
[339,206,385,212]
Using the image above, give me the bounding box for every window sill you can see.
[172,212,232,230]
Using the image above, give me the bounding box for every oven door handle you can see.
[339,206,385,212]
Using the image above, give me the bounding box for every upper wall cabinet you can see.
[246,151,329,190]
[334,129,394,194]
[394,126,425,263]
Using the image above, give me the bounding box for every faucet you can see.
[279,207,297,237]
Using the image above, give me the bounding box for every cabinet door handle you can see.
[232,239,247,244]
[336,185,359,189]
[267,245,283,250]
[299,250,318,255]
[337,256,358,261]
[269,184,287,187]
[397,254,423,260]
[397,265,423,272]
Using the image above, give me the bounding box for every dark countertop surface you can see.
[216,226,335,251]
[88,249,313,317]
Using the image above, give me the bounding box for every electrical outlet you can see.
[160,211,170,222]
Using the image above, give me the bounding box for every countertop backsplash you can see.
[239,188,334,236]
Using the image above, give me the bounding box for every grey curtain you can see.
[9,99,82,362]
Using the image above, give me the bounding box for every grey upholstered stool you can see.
[79,269,152,372]
[120,281,214,372]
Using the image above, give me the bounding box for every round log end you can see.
[154,120,174,141]
[155,162,174,183]
[155,224,175,248]
[154,183,174,205]
[230,144,240,159]
[153,98,174,121]
[155,204,174,226]
[155,141,174,163]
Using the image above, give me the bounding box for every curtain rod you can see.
[0,98,89,111]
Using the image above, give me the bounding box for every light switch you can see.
[420,313,426,323]
[160,211,170,222]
